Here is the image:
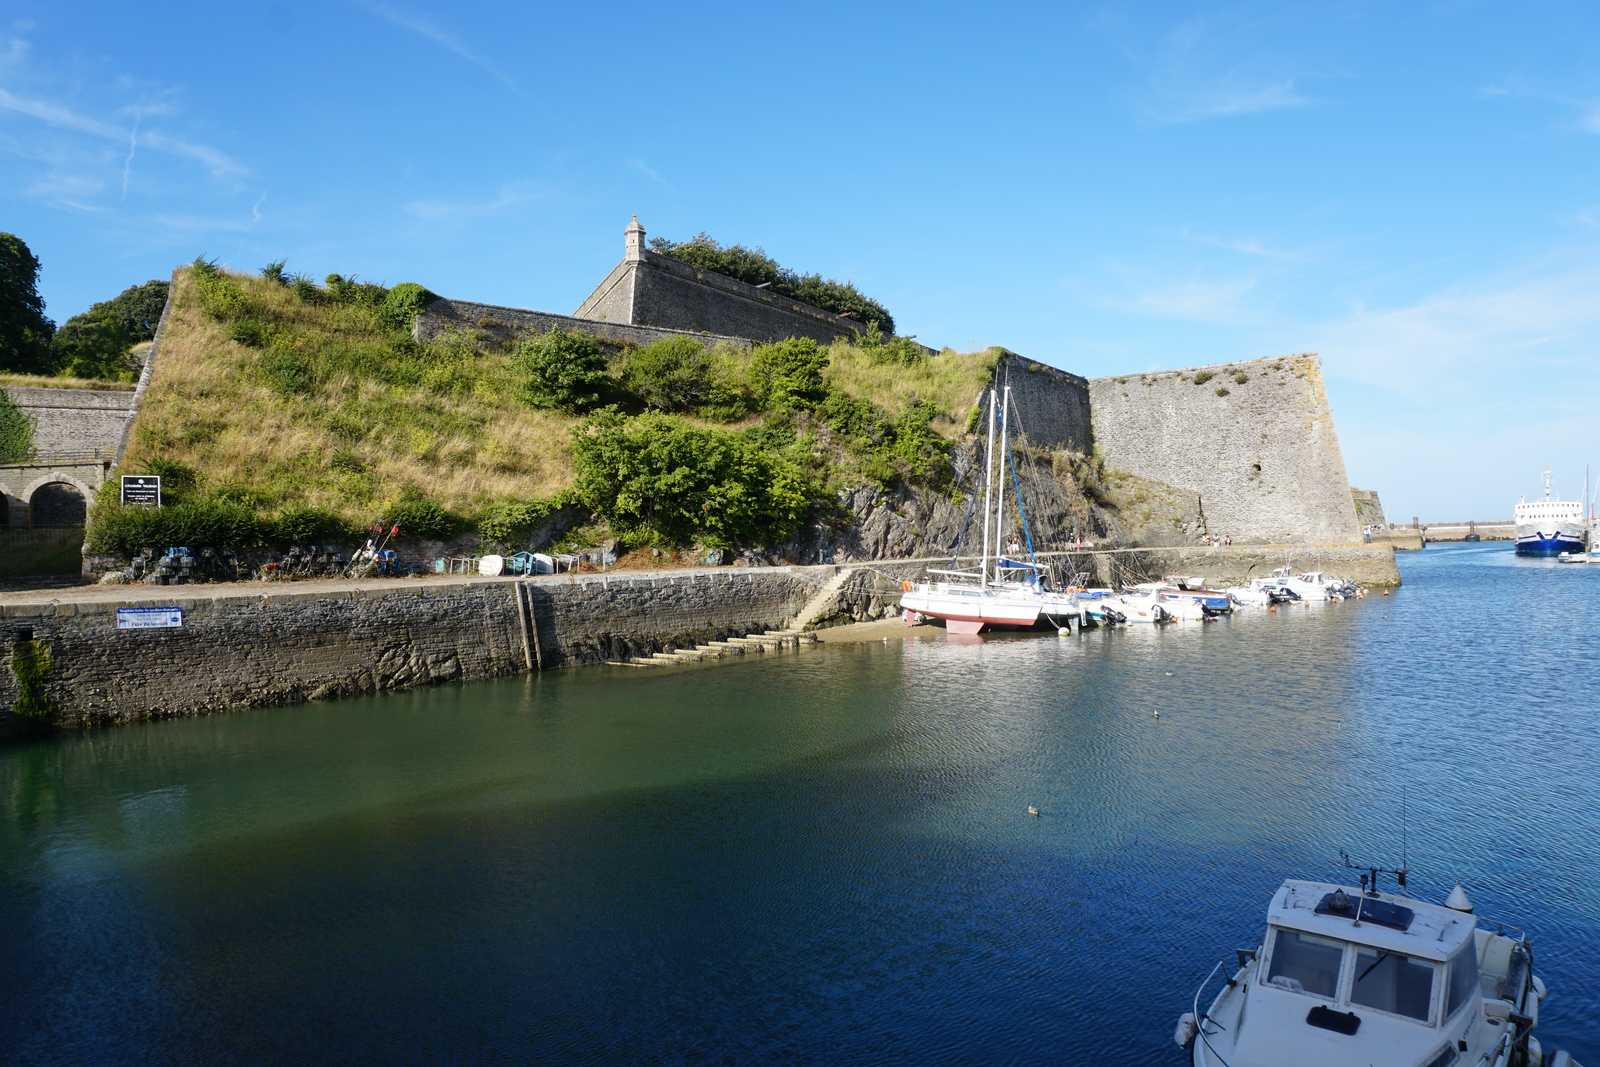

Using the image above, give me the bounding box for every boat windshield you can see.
[1445,945,1479,1017]
[1350,947,1435,1022]
[1266,928,1342,998]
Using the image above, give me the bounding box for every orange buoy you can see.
[902,580,913,592]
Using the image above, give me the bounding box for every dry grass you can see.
[823,341,998,432]
[125,269,577,523]
[122,268,1002,529]
[0,372,137,391]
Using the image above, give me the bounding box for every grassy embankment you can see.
[95,265,998,556]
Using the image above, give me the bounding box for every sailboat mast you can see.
[993,385,1011,580]
[980,388,997,586]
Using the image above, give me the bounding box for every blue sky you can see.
[3,1,1599,521]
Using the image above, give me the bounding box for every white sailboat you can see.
[899,385,1083,634]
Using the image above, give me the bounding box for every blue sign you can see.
[116,607,183,630]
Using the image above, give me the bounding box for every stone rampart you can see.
[995,352,1092,453]
[1087,354,1362,545]
[0,567,827,736]
[572,221,870,347]
[415,298,754,351]
[2,386,134,455]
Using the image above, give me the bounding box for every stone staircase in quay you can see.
[606,630,817,668]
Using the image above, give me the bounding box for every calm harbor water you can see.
[3,542,1597,1065]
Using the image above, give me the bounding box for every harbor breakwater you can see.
[1,544,1398,737]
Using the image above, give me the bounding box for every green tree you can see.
[571,411,813,548]
[0,387,36,462]
[515,327,612,413]
[0,233,56,374]
[649,232,895,334]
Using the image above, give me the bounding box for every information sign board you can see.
[116,607,183,629]
[121,475,162,507]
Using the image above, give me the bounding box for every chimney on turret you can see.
[625,215,646,263]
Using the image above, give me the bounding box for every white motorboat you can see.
[1111,590,1170,624]
[1225,585,1271,607]
[1175,861,1581,1067]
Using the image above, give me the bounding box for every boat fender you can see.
[1527,1036,1543,1067]
[1532,975,1547,1001]
[1173,1012,1197,1050]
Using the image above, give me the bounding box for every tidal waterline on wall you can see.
[2,544,1595,1065]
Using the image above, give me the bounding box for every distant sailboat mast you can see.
[980,388,997,587]
[992,386,1011,584]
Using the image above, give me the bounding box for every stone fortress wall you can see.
[992,353,1094,455]
[415,297,756,353]
[573,217,868,347]
[1087,353,1363,546]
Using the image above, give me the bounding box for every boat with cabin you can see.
[1175,858,1580,1067]
[1515,471,1585,557]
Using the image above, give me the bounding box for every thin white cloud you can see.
[0,88,122,138]
[629,158,668,186]
[1316,263,1600,401]
[404,180,545,220]
[355,0,526,98]
[153,213,254,232]
[121,114,139,198]
[1165,228,1311,262]
[1153,77,1307,122]
[250,190,266,224]
[0,87,245,175]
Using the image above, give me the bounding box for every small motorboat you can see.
[1113,590,1170,624]
[1175,860,1581,1067]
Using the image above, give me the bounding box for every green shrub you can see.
[749,337,828,410]
[386,499,462,541]
[1192,371,1215,385]
[260,260,289,285]
[380,282,439,330]
[571,411,813,548]
[1215,386,1230,396]
[191,258,248,322]
[86,499,267,555]
[477,494,572,544]
[515,327,611,413]
[271,506,345,545]
[323,274,388,309]
[0,387,35,461]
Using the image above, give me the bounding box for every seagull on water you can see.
[1027,805,1041,817]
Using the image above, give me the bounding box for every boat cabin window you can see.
[1445,945,1479,1017]
[1266,929,1343,998]
[1350,947,1434,1022]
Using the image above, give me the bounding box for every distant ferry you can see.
[1515,470,1586,556]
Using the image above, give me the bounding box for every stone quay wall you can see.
[1087,354,1362,546]
[415,297,754,352]
[575,250,869,347]
[0,567,828,737]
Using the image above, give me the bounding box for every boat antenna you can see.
[1339,849,1409,894]
[980,387,997,586]
[1401,785,1409,885]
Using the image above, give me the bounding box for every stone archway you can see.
[30,481,87,526]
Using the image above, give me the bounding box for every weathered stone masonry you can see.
[1087,354,1362,546]
[0,568,827,735]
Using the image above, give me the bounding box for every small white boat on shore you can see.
[1175,861,1580,1067]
